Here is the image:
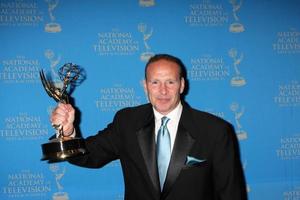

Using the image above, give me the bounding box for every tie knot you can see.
[161,116,170,127]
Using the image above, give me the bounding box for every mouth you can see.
[157,97,170,103]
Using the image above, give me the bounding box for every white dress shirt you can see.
[153,102,183,152]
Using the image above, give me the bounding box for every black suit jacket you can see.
[69,103,247,200]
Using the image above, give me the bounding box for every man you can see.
[51,54,247,200]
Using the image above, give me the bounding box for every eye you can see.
[166,80,178,86]
[150,80,158,85]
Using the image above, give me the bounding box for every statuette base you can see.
[41,137,87,163]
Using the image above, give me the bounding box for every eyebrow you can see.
[147,78,179,82]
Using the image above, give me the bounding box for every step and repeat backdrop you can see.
[1,0,300,199]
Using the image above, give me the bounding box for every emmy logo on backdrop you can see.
[242,160,251,193]
[229,0,245,33]
[45,49,62,81]
[50,164,69,200]
[228,48,246,87]
[45,0,62,33]
[230,102,247,140]
[139,0,155,7]
[40,63,87,163]
[138,23,154,62]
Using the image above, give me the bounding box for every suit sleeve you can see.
[212,123,248,200]
[68,111,122,168]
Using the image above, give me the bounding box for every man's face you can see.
[144,59,185,115]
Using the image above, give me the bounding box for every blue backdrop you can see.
[1,0,300,199]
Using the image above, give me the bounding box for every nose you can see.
[159,83,167,95]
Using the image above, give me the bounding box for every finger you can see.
[65,107,74,115]
[53,104,70,116]
[51,109,66,124]
[57,103,70,112]
[51,111,69,123]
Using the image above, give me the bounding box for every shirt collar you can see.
[153,101,183,122]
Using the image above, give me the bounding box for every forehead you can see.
[146,59,180,76]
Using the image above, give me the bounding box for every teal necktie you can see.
[157,116,171,190]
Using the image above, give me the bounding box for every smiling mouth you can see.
[157,98,170,102]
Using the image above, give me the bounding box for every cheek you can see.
[147,91,157,101]
[169,88,181,95]
[147,88,159,95]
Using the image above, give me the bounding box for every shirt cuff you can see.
[56,128,76,138]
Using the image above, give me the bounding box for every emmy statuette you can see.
[40,63,87,163]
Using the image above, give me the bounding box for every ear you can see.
[180,78,185,94]
[143,79,148,94]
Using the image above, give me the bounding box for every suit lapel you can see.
[162,122,195,196]
[136,112,161,194]
[162,103,196,197]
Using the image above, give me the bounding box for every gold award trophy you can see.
[40,63,87,162]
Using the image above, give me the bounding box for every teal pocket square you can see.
[186,156,206,166]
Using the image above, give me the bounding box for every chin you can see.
[155,106,171,114]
